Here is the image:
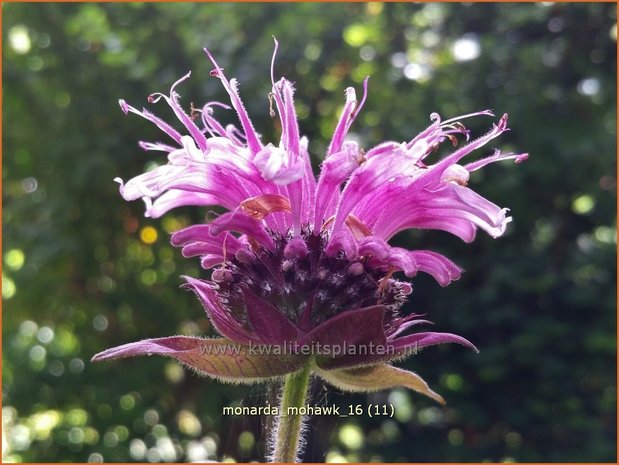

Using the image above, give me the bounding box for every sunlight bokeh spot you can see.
[9,25,31,54]
[3,275,16,300]
[326,450,348,463]
[237,431,255,451]
[5,249,25,271]
[120,394,136,411]
[572,194,595,214]
[445,373,464,391]
[452,36,481,61]
[140,226,158,244]
[448,429,464,446]
[140,269,157,285]
[178,410,201,437]
[164,362,185,384]
[389,390,413,422]
[338,424,364,450]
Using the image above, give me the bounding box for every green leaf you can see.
[313,362,445,405]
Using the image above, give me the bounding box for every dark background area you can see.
[2,2,616,462]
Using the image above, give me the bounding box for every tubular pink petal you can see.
[330,152,404,236]
[204,48,262,155]
[392,331,479,353]
[173,224,218,246]
[278,78,301,156]
[365,141,400,159]
[328,87,357,155]
[156,72,208,151]
[312,142,361,234]
[363,179,511,242]
[386,248,418,277]
[299,136,317,224]
[253,143,305,186]
[350,77,369,123]
[118,99,183,144]
[177,233,242,260]
[270,36,279,87]
[327,78,368,156]
[138,141,177,152]
[180,243,223,259]
[358,236,391,260]
[284,237,308,259]
[109,49,527,388]
[325,228,359,260]
[201,103,231,139]
[465,150,529,172]
[201,256,228,269]
[143,190,220,218]
[409,250,463,286]
[209,211,275,250]
[425,113,510,183]
[388,318,434,340]
[441,109,495,125]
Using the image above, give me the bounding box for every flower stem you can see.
[271,363,311,463]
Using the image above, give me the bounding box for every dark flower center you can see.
[212,225,411,331]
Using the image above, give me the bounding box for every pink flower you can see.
[93,41,527,403]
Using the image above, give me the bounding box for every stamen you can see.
[268,92,276,118]
[358,148,367,165]
[445,134,459,147]
[240,194,292,220]
[378,268,395,295]
[284,237,308,260]
[190,102,201,121]
[321,214,372,239]
[247,236,261,252]
[345,214,372,239]
[221,233,228,265]
[452,122,467,132]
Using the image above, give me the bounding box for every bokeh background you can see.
[3,2,616,462]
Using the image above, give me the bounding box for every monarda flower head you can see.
[93,41,527,405]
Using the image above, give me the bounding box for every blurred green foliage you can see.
[2,2,616,462]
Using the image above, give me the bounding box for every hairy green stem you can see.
[271,364,311,463]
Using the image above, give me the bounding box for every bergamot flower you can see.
[93,42,527,408]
